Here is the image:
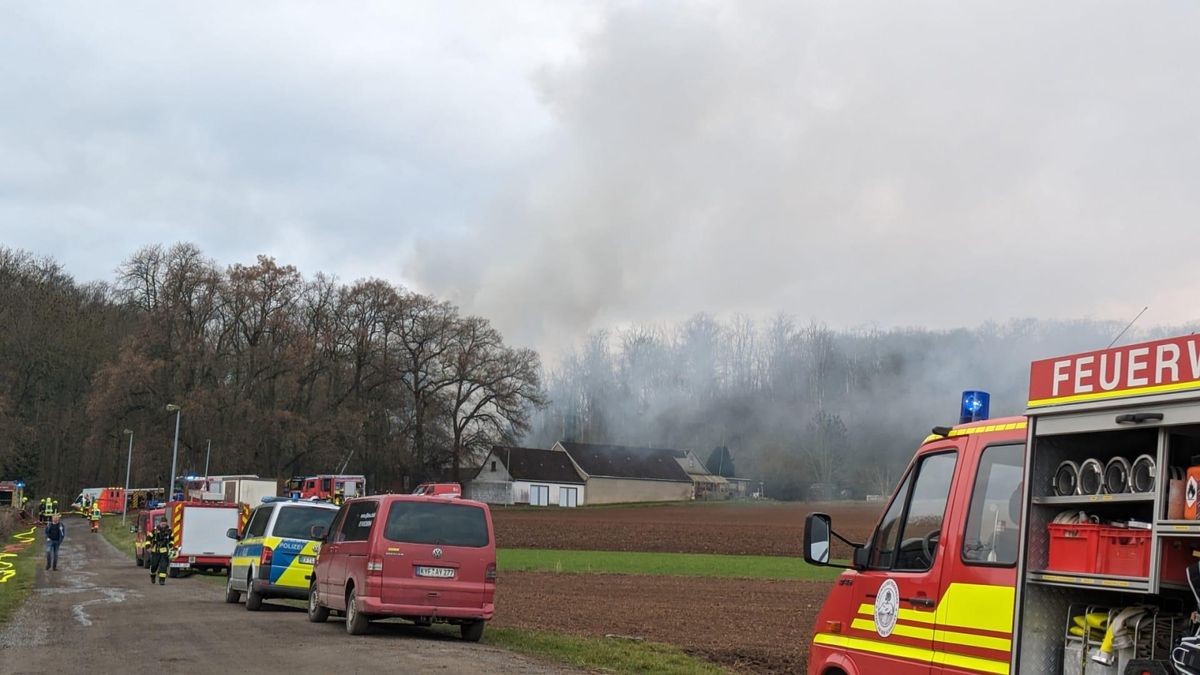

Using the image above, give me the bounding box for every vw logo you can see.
[432,547,443,559]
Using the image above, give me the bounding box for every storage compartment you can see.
[1160,538,1200,585]
[1048,523,1102,573]
[1095,528,1150,577]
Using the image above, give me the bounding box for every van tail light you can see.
[260,546,273,567]
[367,554,384,574]
[485,563,497,583]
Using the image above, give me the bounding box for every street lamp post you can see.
[204,439,211,478]
[166,404,181,502]
[122,429,134,525]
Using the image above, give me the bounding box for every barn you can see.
[468,445,586,507]
[553,441,694,504]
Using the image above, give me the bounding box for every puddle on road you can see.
[27,535,142,627]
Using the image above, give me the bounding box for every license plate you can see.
[299,555,315,565]
[415,566,455,578]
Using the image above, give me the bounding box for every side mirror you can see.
[225,528,240,540]
[804,512,862,570]
[310,525,327,541]
[804,513,832,565]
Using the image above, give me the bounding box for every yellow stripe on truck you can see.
[923,422,1027,445]
[850,618,1012,653]
[935,583,1014,635]
[813,634,1009,674]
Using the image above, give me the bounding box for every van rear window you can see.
[274,506,338,540]
[384,502,489,548]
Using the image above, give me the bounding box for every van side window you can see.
[245,507,270,538]
[869,451,958,571]
[962,443,1024,566]
[338,501,378,542]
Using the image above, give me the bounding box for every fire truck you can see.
[0,480,25,509]
[804,333,1200,674]
[287,474,365,501]
[165,500,248,576]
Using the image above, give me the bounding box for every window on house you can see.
[491,460,497,472]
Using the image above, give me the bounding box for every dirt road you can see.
[0,518,569,674]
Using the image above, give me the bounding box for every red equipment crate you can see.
[1161,538,1200,584]
[1096,527,1150,577]
[1047,522,1101,573]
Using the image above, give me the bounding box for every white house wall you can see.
[512,481,585,507]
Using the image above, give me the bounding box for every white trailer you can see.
[221,478,278,506]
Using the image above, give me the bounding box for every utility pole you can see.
[166,404,181,501]
[122,429,134,525]
[204,439,211,478]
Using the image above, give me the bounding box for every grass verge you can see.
[99,515,227,586]
[485,627,726,674]
[0,524,41,626]
[498,548,841,581]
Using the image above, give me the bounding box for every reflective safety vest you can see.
[90,506,101,521]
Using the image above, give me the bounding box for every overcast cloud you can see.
[2,1,1199,353]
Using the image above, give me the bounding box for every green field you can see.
[497,548,841,580]
[0,524,41,626]
[484,627,726,674]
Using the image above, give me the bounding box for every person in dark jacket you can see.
[148,520,172,585]
[45,514,65,571]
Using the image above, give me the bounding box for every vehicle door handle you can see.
[902,596,936,609]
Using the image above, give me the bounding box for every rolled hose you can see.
[1054,460,1080,496]
[1078,458,1104,496]
[1104,456,1131,494]
[1130,454,1157,493]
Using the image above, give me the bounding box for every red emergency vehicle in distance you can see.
[290,475,366,501]
[411,482,461,498]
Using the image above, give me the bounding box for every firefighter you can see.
[148,520,172,585]
[332,487,345,506]
[89,502,101,533]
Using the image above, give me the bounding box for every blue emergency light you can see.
[15,481,24,488]
[959,390,990,424]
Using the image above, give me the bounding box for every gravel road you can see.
[0,517,570,674]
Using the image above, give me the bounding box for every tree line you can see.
[0,244,543,499]
[527,314,1197,499]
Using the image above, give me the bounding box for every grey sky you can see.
[2,1,1198,353]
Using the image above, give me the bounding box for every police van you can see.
[805,333,1200,674]
[226,497,340,611]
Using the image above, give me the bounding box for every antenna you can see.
[337,449,355,475]
[1107,306,1149,348]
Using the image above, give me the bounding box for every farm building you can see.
[467,446,586,507]
[553,442,694,504]
[670,449,728,498]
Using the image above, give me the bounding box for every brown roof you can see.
[486,446,585,484]
[558,442,693,482]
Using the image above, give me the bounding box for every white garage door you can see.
[530,484,550,506]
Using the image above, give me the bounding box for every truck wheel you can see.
[345,588,369,635]
[135,552,144,567]
[168,568,179,579]
[307,584,329,623]
[461,620,485,643]
[245,581,264,611]
[224,575,241,604]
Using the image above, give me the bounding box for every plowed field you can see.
[495,571,831,673]
[492,501,885,672]
[493,500,882,558]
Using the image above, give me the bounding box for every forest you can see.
[0,244,542,499]
[1,242,1193,501]
[527,315,1199,499]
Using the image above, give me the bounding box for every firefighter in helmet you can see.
[89,502,102,533]
[332,487,345,506]
[148,520,172,585]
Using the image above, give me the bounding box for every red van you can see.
[411,482,461,498]
[308,494,496,640]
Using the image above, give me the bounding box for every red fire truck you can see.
[805,333,1200,674]
[288,474,365,501]
[166,500,248,576]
